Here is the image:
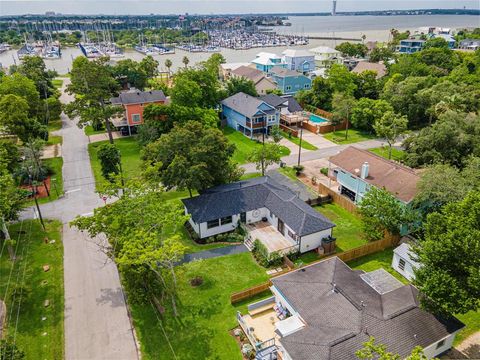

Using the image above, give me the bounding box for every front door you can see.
[278,219,285,235]
[240,212,246,223]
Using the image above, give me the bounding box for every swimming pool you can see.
[309,114,329,123]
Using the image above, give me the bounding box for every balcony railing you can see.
[246,120,266,128]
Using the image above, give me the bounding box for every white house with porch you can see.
[182,177,335,255]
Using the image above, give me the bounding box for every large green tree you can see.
[142,121,242,197]
[225,77,258,97]
[248,143,283,176]
[350,98,393,132]
[0,73,42,118]
[335,42,368,58]
[14,55,56,98]
[65,56,120,143]
[373,111,408,159]
[327,64,357,95]
[356,337,426,360]
[97,143,121,183]
[413,192,480,315]
[354,70,380,99]
[331,92,356,139]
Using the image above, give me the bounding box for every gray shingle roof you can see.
[270,66,306,77]
[271,258,464,360]
[182,176,335,236]
[221,92,275,118]
[110,90,166,105]
[260,94,303,113]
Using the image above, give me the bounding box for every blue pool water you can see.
[309,114,328,123]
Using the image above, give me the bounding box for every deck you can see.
[246,222,298,254]
[241,307,277,343]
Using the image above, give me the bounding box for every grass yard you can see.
[240,172,262,180]
[46,135,63,146]
[369,146,405,162]
[222,127,290,164]
[280,130,318,150]
[0,220,64,360]
[315,203,367,252]
[88,137,142,190]
[84,125,106,136]
[323,129,376,145]
[52,79,63,89]
[129,252,269,359]
[47,119,62,132]
[455,310,480,345]
[278,166,297,181]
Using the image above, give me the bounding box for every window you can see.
[288,230,297,242]
[285,85,292,91]
[131,114,141,123]
[220,216,232,225]
[304,83,310,89]
[398,258,406,271]
[436,339,446,349]
[207,219,219,229]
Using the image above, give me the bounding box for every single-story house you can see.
[269,66,312,95]
[230,65,277,95]
[351,61,387,78]
[328,146,420,205]
[458,38,480,51]
[221,92,280,138]
[238,257,464,360]
[110,89,166,133]
[282,49,315,74]
[392,241,421,281]
[252,52,287,73]
[182,176,335,254]
[309,46,342,68]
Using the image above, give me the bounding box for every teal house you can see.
[251,52,287,73]
[269,66,312,95]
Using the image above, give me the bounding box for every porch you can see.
[245,221,299,255]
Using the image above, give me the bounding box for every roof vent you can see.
[361,162,369,179]
[332,282,337,293]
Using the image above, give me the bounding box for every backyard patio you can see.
[246,222,299,254]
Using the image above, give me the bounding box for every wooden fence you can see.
[317,182,358,214]
[314,108,334,119]
[279,124,299,137]
[317,121,347,134]
[231,280,272,304]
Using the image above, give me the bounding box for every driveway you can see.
[24,79,139,360]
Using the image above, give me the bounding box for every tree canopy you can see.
[225,77,258,97]
[335,42,368,58]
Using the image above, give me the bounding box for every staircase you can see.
[244,235,254,251]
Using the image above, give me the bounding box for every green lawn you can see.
[0,220,64,360]
[129,252,269,359]
[52,79,63,89]
[84,125,106,136]
[88,137,142,190]
[278,166,298,181]
[369,146,405,162]
[455,310,480,345]
[222,127,290,164]
[240,172,262,180]
[323,129,376,144]
[280,130,318,150]
[47,119,62,132]
[46,135,63,146]
[315,203,367,252]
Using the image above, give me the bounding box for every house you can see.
[252,52,287,73]
[396,39,425,53]
[351,61,387,79]
[230,66,277,95]
[309,46,342,68]
[260,94,305,126]
[458,38,480,51]
[433,34,456,49]
[392,241,421,281]
[281,49,315,74]
[238,257,464,360]
[221,92,280,138]
[220,62,252,80]
[269,66,312,95]
[110,89,166,134]
[328,146,420,205]
[182,176,335,254]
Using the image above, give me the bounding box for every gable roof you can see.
[329,147,420,203]
[231,65,267,84]
[282,49,314,58]
[182,176,335,236]
[394,243,421,268]
[252,52,283,66]
[221,92,275,118]
[309,46,340,55]
[260,94,303,113]
[351,61,387,78]
[270,66,306,77]
[110,89,166,105]
[272,257,464,360]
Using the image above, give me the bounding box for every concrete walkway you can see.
[88,131,124,143]
[178,244,249,265]
[23,79,139,360]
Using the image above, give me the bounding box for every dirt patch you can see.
[20,177,51,199]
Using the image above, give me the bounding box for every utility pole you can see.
[297,115,304,167]
[29,174,45,230]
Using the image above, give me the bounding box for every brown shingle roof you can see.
[351,61,387,78]
[231,65,266,84]
[329,146,419,203]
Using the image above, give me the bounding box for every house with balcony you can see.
[230,66,277,95]
[260,94,306,127]
[252,52,287,73]
[221,92,280,138]
[309,46,342,68]
[269,67,312,95]
[182,176,335,255]
[237,257,464,360]
[110,89,166,134]
[396,38,426,53]
[328,146,419,205]
[281,49,315,74]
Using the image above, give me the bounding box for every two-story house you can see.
[309,46,342,68]
[230,66,277,95]
[110,89,167,134]
[252,52,287,73]
[396,39,426,53]
[281,49,315,74]
[269,66,312,95]
[221,92,280,138]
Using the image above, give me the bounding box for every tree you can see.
[369,47,394,63]
[269,125,282,143]
[15,55,56,99]
[350,98,393,132]
[0,140,20,174]
[373,111,408,159]
[297,76,334,110]
[170,77,203,107]
[327,64,357,95]
[139,55,159,79]
[97,143,121,183]
[248,143,282,176]
[354,70,380,99]
[0,73,42,118]
[142,121,242,197]
[331,92,356,139]
[358,187,415,241]
[423,37,450,50]
[66,56,120,143]
[164,59,172,78]
[182,56,190,68]
[0,94,47,142]
[356,337,427,360]
[335,42,368,58]
[112,58,149,90]
[413,192,480,315]
[0,338,25,360]
[266,88,283,96]
[225,77,258,97]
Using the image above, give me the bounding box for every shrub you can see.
[252,239,284,267]
[320,167,329,176]
[190,276,203,287]
[293,165,304,175]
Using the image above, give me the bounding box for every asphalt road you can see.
[27,79,139,360]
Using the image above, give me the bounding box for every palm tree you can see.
[182,56,189,69]
[164,59,172,79]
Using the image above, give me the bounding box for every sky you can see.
[1,0,479,16]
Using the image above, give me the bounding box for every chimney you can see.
[360,162,369,179]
